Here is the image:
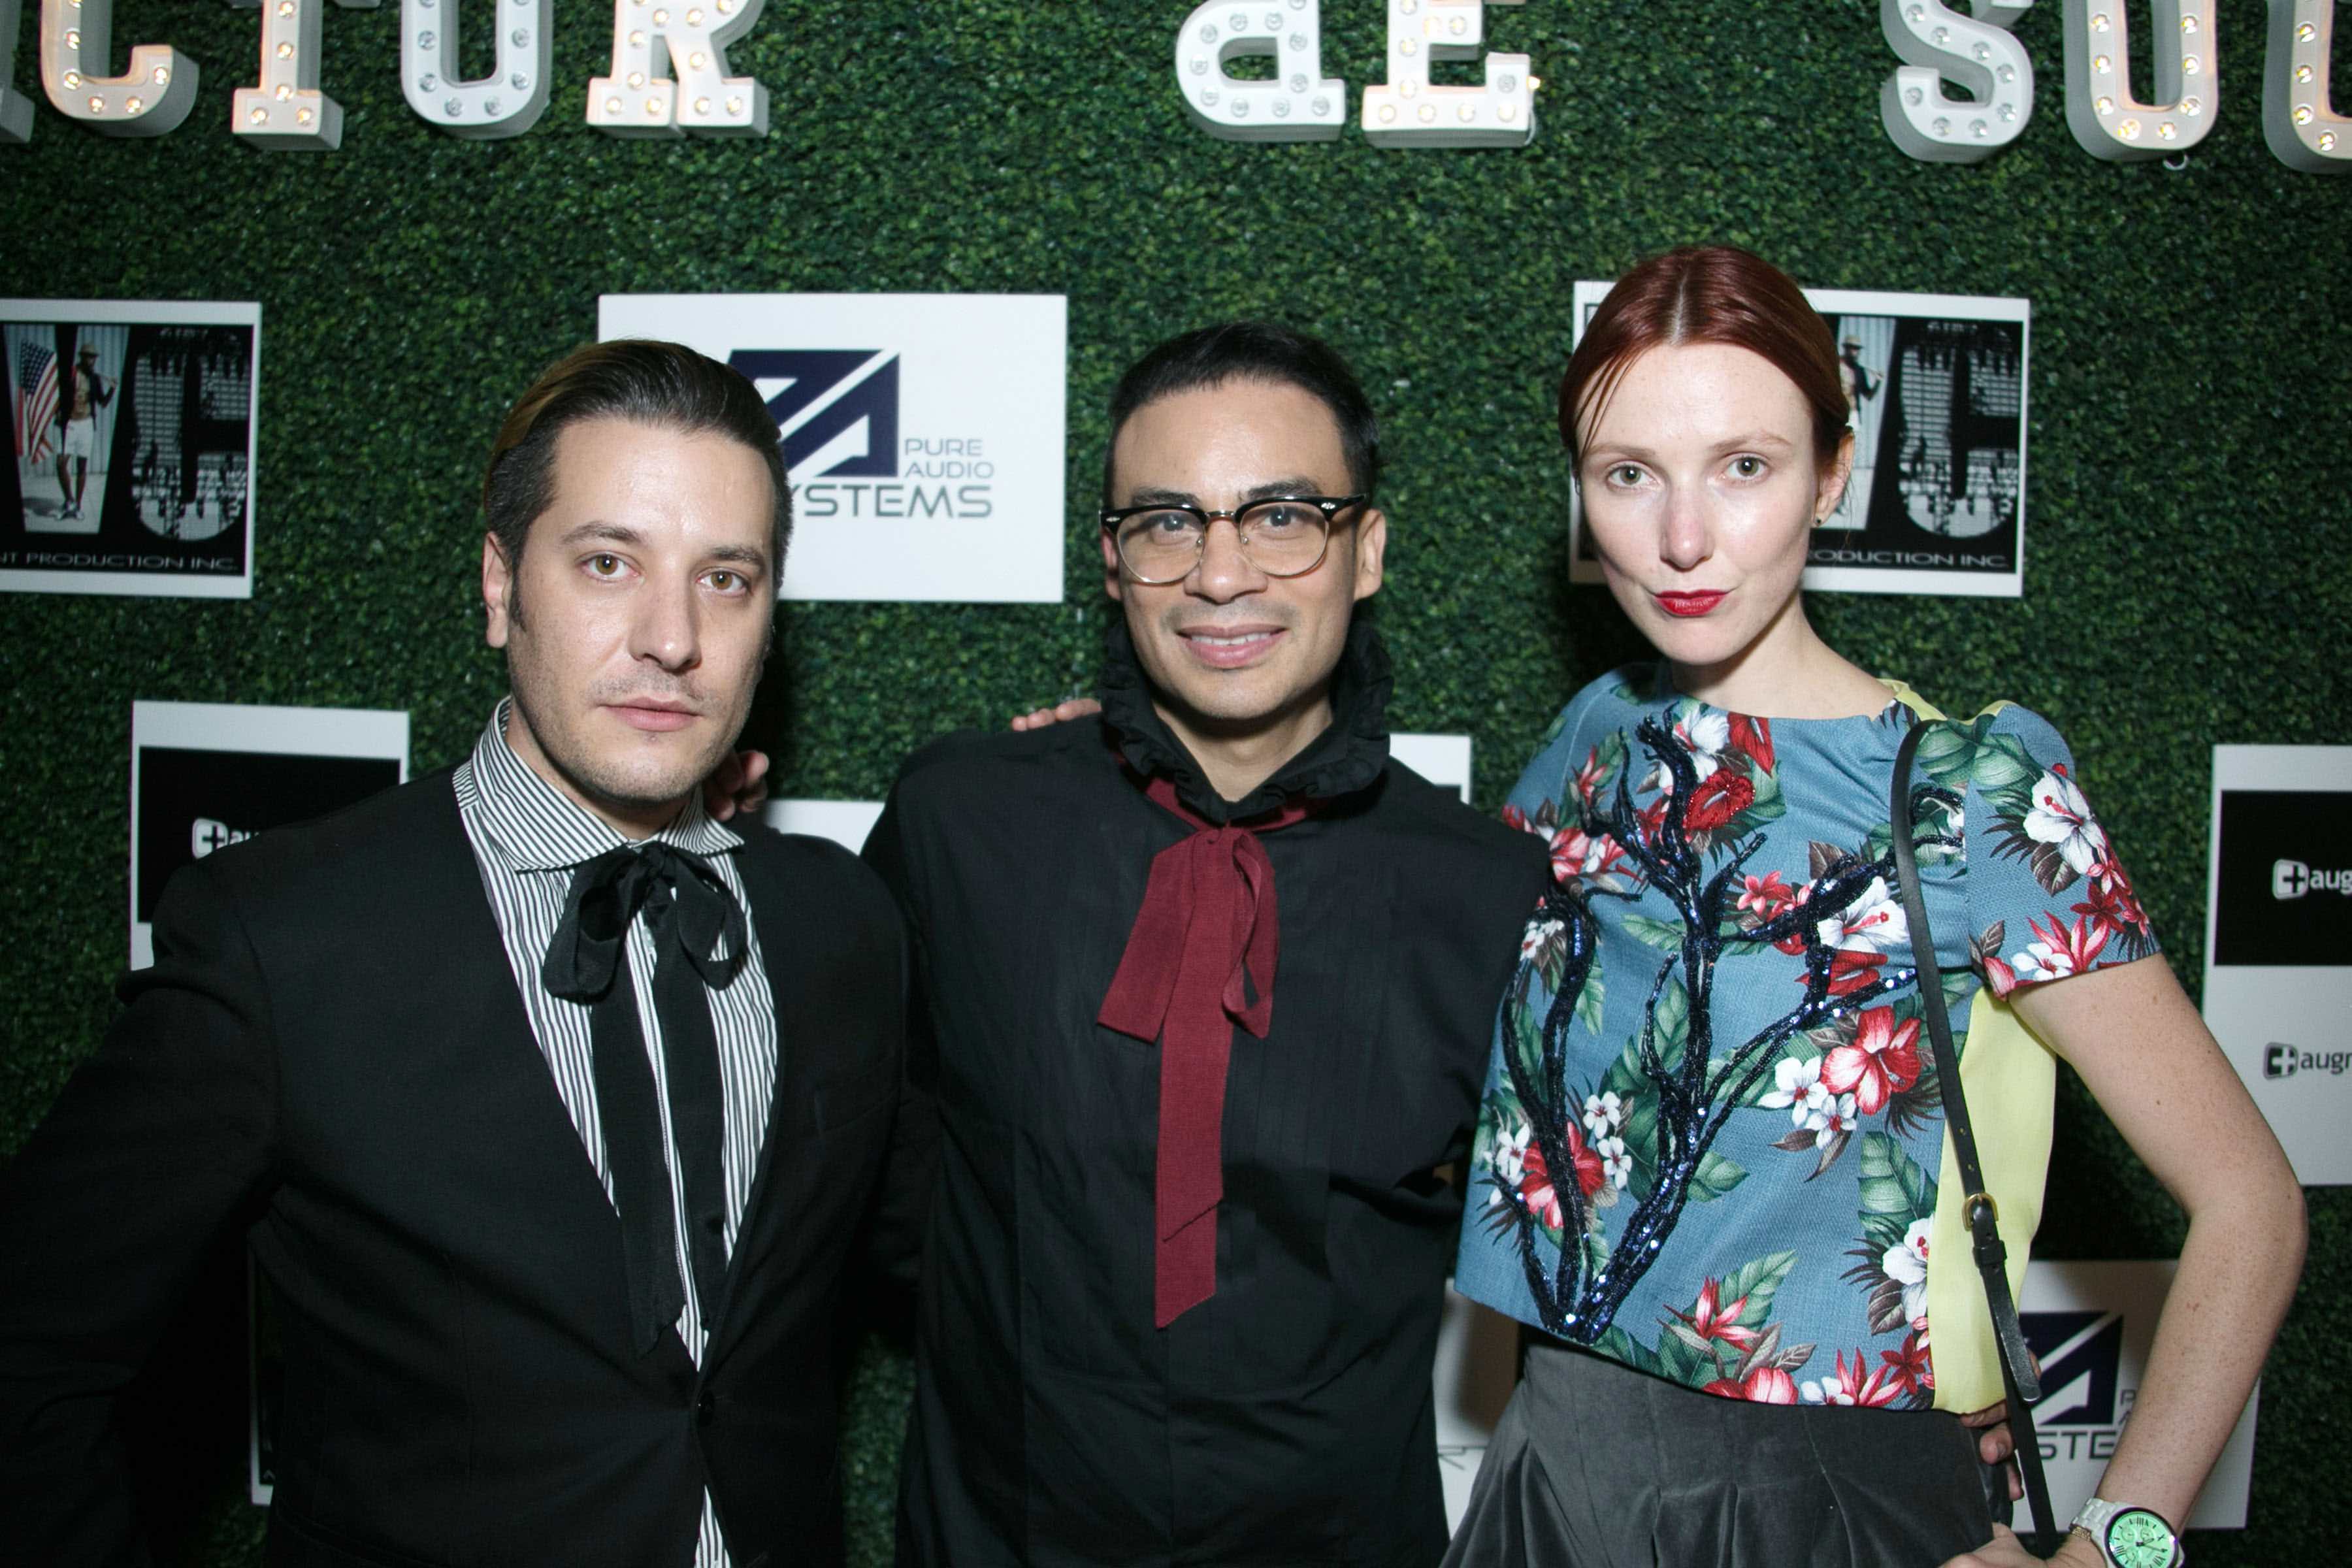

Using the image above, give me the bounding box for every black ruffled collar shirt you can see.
[1095,615,1396,823]
[866,617,1548,1568]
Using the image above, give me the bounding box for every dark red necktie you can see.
[1098,776,1315,1328]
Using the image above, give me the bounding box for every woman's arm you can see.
[1941,953,2306,1567]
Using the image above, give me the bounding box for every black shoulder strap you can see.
[1889,719,2060,1544]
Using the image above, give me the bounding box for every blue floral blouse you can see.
[1451,665,2157,1409]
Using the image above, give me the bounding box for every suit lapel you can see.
[405,776,696,1379]
[411,777,628,1224]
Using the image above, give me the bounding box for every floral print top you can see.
[1450,665,2156,1409]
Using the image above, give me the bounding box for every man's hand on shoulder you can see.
[1009,698,1100,732]
[704,750,771,823]
[715,696,1099,819]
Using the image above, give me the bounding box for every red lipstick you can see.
[1653,591,1727,618]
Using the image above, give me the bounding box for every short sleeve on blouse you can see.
[1501,670,1626,830]
[1952,704,2161,999]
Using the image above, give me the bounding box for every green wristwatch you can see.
[2072,1498,2184,1568]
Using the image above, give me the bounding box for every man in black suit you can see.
[0,341,909,1567]
[868,325,1547,1565]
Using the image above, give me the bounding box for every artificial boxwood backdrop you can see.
[1,1,2345,1561]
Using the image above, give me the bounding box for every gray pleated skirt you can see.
[1443,1336,2001,1568]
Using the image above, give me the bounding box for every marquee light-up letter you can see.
[1362,0,1535,148]
[37,0,201,137]
[1174,0,1344,142]
[402,0,553,139]
[1,0,35,142]
[2264,1,2351,170]
[2063,0,2218,159]
[1880,0,2035,161]
[588,0,768,139]
[231,0,376,152]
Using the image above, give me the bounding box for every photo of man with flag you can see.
[56,343,115,521]
[2,302,259,598]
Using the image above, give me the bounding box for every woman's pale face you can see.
[1576,342,1850,678]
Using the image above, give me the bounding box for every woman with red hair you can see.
[1445,246,2302,1568]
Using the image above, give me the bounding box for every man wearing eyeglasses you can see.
[864,323,1548,1566]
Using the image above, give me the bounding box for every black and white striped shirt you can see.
[453,700,776,1568]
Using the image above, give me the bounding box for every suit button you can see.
[695,1390,716,1426]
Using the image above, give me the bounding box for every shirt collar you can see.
[1094,615,1395,824]
[466,697,743,873]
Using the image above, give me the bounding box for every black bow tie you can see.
[543,841,747,1001]
[544,841,748,1356]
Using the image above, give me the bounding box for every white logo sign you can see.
[2272,855,2352,898]
[2204,743,2352,1185]
[597,293,1066,604]
[1390,732,1472,802]
[130,701,409,970]
[766,798,886,854]
[1433,1284,1516,1532]
[189,817,254,858]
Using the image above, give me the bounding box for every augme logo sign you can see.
[191,817,256,858]
[600,293,1066,603]
[2272,857,2352,898]
[2264,1043,2352,1079]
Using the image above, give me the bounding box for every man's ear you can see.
[482,534,516,648]
[1100,526,1125,604]
[1350,507,1388,603]
[1814,431,1857,525]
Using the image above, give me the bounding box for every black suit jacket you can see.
[0,769,911,1567]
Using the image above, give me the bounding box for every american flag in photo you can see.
[14,339,58,463]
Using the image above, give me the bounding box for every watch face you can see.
[2106,1509,2177,1568]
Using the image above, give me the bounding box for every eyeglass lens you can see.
[1114,499,1331,582]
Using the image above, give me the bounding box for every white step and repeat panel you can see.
[2203,744,2352,1186]
[1433,1284,1516,1531]
[767,797,889,854]
[5,299,261,598]
[597,293,1067,604]
[129,700,409,969]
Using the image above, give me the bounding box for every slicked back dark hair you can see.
[481,339,791,583]
[1101,321,1382,504]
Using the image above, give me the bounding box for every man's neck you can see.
[1151,689,1335,805]
[498,703,683,841]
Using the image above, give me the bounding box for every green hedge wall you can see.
[2,1,2345,1561]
